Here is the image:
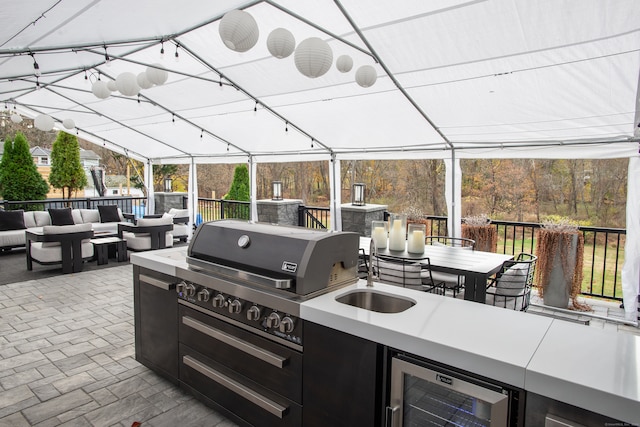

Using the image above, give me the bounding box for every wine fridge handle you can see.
[385,405,399,427]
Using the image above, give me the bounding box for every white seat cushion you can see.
[122,231,174,251]
[30,241,94,262]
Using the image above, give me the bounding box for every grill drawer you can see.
[180,344,302,427]
[178,305,303,403]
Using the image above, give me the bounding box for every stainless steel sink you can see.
[336,289,416,313]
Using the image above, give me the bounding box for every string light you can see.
[285,121,288,133]
[200,129,203,138]
[311,138,314,148]
[172,113,175,123]
[227,143,230,151]
[36,76,41,89]
[30,52,41,77]
[160,41,165,58]
[174,43,180,62]
[84,70,88,81]
[104,45,110,64]
[254,101,258,113]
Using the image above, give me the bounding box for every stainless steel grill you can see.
[173,220,360,426]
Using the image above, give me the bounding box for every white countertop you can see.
[130,246,188,276]
[301,280,640,425]
[526,320,640,425]
[301,280,553,388]
[131,251,640,425]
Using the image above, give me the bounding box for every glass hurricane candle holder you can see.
[407,223,426,253]
[388,213,407,251]
[371,220,388,249]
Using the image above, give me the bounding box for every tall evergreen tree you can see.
[224,164,250,201]
[49,131,87,199]
[0,135,14,197]
[0,132,49,204]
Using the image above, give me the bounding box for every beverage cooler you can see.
[386,353,524,426]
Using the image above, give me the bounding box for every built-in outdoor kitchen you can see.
[130,219,640,427]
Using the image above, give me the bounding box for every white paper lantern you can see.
[336,55,353,73]
[267,28,295,59]
[106,80,117,91]
[116,72,140,96]
[219,9,259,52]
[294,37,333,78]
[137,72,154,89]
[62,118,75,129]
[91,80,111,99]
[355,65,377,88]
[10,114,23,123]
[34,114,55,131]
[146,63,169,85]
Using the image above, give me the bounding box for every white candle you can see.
[407,229,425,253]
[388,218,405,251]
[372,226,387,249]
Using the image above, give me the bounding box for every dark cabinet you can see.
[133,265,179,382]
[303,322,384,427]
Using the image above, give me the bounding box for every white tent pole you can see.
[444,154,462,238]
[187,159,197,240]
[330,154,342,231]
[249,156,258,221]
[145,160,155,215]
[622,156,640,322]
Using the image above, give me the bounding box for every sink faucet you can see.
[367,238,377,287]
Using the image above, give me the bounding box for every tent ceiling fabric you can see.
[1,0,639,163]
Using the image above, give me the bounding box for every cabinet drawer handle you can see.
[182,316,288,368]
[139,274,174,290]
[183,355,287,418]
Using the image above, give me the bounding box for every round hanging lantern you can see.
[34,114,55,131]
[336,55,353,73]
[219,9,259,52]
[10,114,23,123]
[137,72,154,89]
[91,80,111,99]
[106,80,117,92]
[266,28,295,59]
[62,118,75,129]
[294,37,333,78]
[146,63,168,85]
[355,65,377,88]
[116,72,140,96]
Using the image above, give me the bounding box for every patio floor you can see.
[0,264,237,427]
[0,261,638,426]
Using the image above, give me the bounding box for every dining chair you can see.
[425,236,476,298]
[485,253,537,311]
[371,253,443,293]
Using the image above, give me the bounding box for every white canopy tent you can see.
[0,0,639,318]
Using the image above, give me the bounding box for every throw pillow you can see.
[495,263,528,296]
[98,205,121,223]
[0,210,26,231]
[48,208,75,226]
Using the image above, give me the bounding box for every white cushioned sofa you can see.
[0,206,129,250]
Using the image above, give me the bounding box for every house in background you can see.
[0,141,102,198]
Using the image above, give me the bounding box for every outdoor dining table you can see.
[359,237,514,303]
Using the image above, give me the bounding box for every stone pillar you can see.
[341,204,388,237]
[257,199,303,226]
[153,192,187,214]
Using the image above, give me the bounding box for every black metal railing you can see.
[298,206,330,229]
[427,218,625,301]
[195,198,251,224]
[1,196,147,216]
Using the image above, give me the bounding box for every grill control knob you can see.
[184,283,196,297]
[246,305,261,321]
[279,316,295,334]
[176,281,187,294]
[196,288,210,302]
[212,294,226,308]
[266,312,281,329]
[228,299,242,314]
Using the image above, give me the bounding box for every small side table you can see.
[90,237,128,265]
